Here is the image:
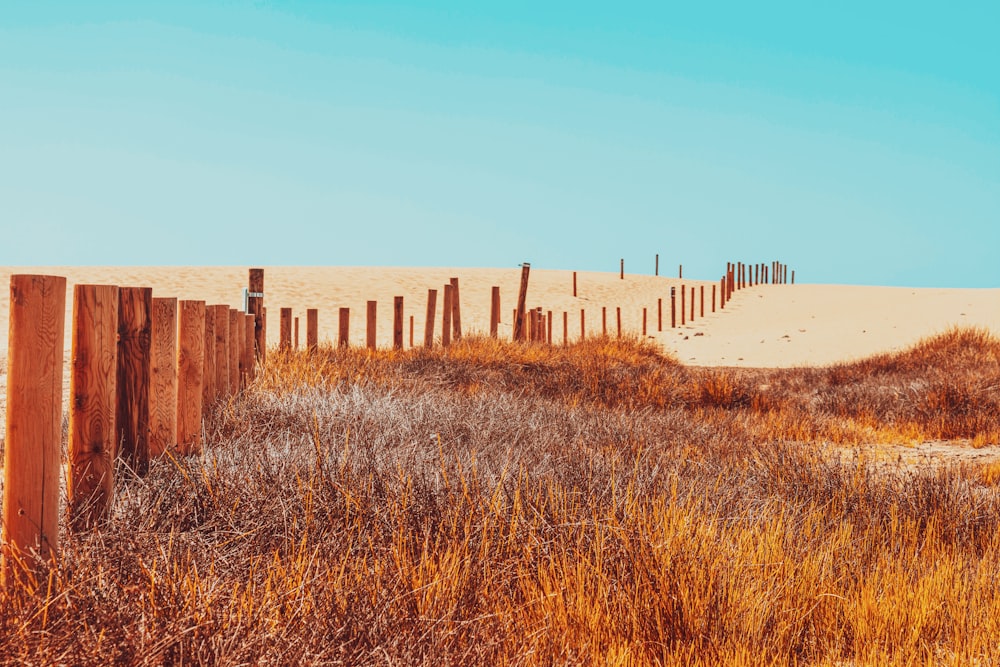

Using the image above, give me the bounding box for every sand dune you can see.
[1,266,998,370]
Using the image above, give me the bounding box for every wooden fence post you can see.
[642,307,647,336]
[671,287,677,328]
[68,283,118,532]
[177,300,205,457]
[655,254,659,276]
[409,316,414,348]
[307,308,318,351]
[792,270,795,285]
[514,263,530,341]
[449,278,461,341]
[149,297,178,459]
[366,301,377,350]
[658,298,662,332]
[229,309,240,396]
[580,308,586,340]
[213,304,229,401]
[720,277,727,309]
[690,287,695,321]
[424,289,437,348]
[202,305,216,416]
[562,311,568,346]
[700,285,705,318]
[616,307,622,338]
[602,306,607,336]
[620,258,624,280]
[248,268,265,364]
[679,264,683,279]
[442,286,452,347]
[681,284,686,326]
[339,308,350,348]
[393,296,404,350]
[547,310,553,345]
[572,271,577,297]
[712,284,717,313]
[280,308,292,352]
[490,286,500,338]
[243,313,255,386]
[2,275,66,587]
[117,287,152,477]
[294,317,299,351]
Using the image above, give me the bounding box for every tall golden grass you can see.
[1,327,999,664]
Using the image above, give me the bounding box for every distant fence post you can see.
[681,284,686,326]
[280,308,292,352]
[68,284,118,533]
[690,287,695,321]
[490,286,500,338]
[658,298,662,332]
[580,308,586,340]
[248,268,265,364]
[442,285,452,347]
[712,284,717,313]
[514,263,530,341]
[655,254,659,276]
[700,285,705,318]
[547,310,553,345]
[2,274,66,587]
[572,271,577,297]
[679,264,682,279]
[393,296,404,350]
[791,270,795,285]
[602,307,607,336]
[450,278,462,341]
[425,289,437,347]
[177,300,205,457]
[339,307,350,348]
[307,308,318,351]
[149,297,178,459]
[117,287,152,477]
[642,307,647,336]
[366,301,377,350]
[671,287,677,328]
[720,276,727,309]
[616,307,622,338]
[620,259,624,280]
[409,315,414,348]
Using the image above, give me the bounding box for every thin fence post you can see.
[339,307,350,348]
[679,264,682,279]
[117,287,152,477]
[658,298,662,332]
[602,307,607,336]
[681,284,686,326]
[425,289,437,348]
[213,304,229,401]
[547,310,553,345]
[409,315,414,348]
[792,270,795,285]
[294,316,299,351]
[177,301,205,457]
[691,287,695,321]
[616,307,622,338]
[449,278,462,341]
[149,297,178,459]
[562,311,568,346]
[620,258,624,280]
[202,305,216,417]
[655,254,659,276]
[307,308,318,351]
[2,275,66,587]
[700,285,705,318]
[671,287,677,328]
[248,268,265,364]
[580,308,586,341]
[490,286,500,338]
[367,301,377,350]
[572,271,577,297]
[280,308,292,352]
[642,307,647,336]
[514,263,530,341]
[393,296,404,350]
[712,284,717,313]
[68,284,118,533]
[442,286,452,347]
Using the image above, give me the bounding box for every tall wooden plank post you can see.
[68,284,119,532]
[2,275,66,588]
[202,304,216,417]
[513,262,530,342]
[671,287,677,328]
[366,301,377,350]
[442,286,452,347]
[280,307,292,351]
[241,313,254,387]
[213,304,229,400]
[339,308,350,348]
[149,297,178,458]
[228,309,240,395]
[117,286,152,478]
[424,289,437,348]
[248,268,265,364]
[177,300,205,456]
[489,286,500,338]
[393,297,404,350]
[306,308,318,351]
[449,278,462,341]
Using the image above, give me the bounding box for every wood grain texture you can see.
[366,301,377,350]
[449,278,461,341]
[116,286,152,477]
[514,264,530,341]
[306,308,318,350]
[228,309,240,396]
[2,275,66,587]
[424,289,437,348]
[248,268,264,364]
[202,305,216,416]
[393,297,403,350]
[490,286,499,338]
[338,307,349,348]
[279,307,292,351]
[149,297,178,458]
[177,300,205,455]
[68,284,118,531]
[213,304,229,400]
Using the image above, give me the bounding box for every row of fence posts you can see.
[2,272,266,588]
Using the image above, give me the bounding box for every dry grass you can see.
[2,328,1000,665]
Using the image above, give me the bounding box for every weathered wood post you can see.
[514,263,530,341]
[409,316,414,348]
[490,286,500,338]
[366,301,377,350]
[720,277,727,309]
[248,268,265,364]
[679,264,683,279]
[442,286,452,347]
[547,309,553,345]
[562,311,568,346]
[213,304,229,400]
[202,305,216,416]
[602,306,607,336]
[791,270,795,285]
[572,271,577,297]
[149,297,178,458]
[681,284,686,326]
[229,309,240,396]
[68,284,118,532]
[280,308,292,352]
[655,254,659,276]
[2,275,66,587]
[294,316,299,351]
[658,298,663,332]
[642,307,647,336]
[616,307,622,338]
[177,300,205,456]
[393,296,404,350]
[712,285,717,313]
[620,258,624,280]
[700,285,705,318]
[117,287,152,477]
[671,287,677,328]
[307,309,318,351]
[424,289,437,348]
[339,308,350,348]
[690,287,695,321]
[449,278,462,341]
[243,313,255,386]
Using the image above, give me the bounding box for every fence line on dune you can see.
[2,257,794,589]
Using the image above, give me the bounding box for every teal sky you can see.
[2,2,997,286]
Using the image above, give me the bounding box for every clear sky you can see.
[1,2,997,287]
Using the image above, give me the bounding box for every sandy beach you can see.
[1,266,998,371]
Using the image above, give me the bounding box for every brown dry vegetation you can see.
[2,327,1000,665]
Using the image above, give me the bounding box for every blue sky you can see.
[1,2,997,286]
